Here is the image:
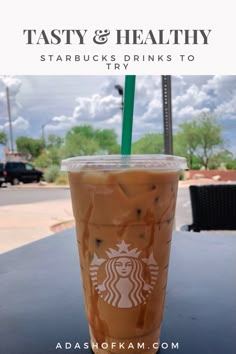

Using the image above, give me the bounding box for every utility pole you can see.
[42,124,46,146]
[6,87,14,152]
[41,122,51,147]
[161,75,173,155]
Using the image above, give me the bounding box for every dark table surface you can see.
[0,229,236,354]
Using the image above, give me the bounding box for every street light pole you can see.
[42,124,45,144]
[6,87,14,152]
[161,75,173,155]
[41,122,51,147]
[41,123,48,148]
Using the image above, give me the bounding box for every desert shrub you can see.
[55,173,69,185]
[44,165,60,183]
[226,159,236,170]
[34,153,51,168]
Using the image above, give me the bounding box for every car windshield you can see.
[25,164,34,171]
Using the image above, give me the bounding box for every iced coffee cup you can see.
[61,155,186,354]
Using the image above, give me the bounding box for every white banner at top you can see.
[0,0,235,75]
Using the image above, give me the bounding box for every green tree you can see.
[95,129,120,153]
[209,150,234,169]
[226,158,236,170]
[16,136,44,159]
[46,134,64,149]
[34,134,64,167]
[63,132,100,158]
[67,125,95,140]
[62,125,119,157]
[174,121,199,169]
[175,114,224,170]
[47,148,62,165]
[196,114,224,169]
[34,148,62,168]
[132,133,164,154]
[34,152,52,168]
[0,131,7,146]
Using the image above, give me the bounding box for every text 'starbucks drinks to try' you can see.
[61,155,186,354]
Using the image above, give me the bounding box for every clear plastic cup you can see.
[61,154,186,354]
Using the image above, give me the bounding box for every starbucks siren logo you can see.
[90,241,159,308]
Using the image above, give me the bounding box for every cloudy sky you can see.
[0,75,235,159]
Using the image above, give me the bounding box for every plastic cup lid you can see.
[61,154,187,172]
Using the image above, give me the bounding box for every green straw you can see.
[121,75,136,155]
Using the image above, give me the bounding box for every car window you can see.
[25,164,34,171]
[6,162,24,170]
[6,163,17,170]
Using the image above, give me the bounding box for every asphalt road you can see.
[0,186,71,206]
[0,185,192,230]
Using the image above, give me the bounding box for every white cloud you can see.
[2,116,29,131]
[173,84,209,108]
[12,116,29,130]
[106,113,121,125]
[52,115,70,123]
[214,94,236,118]
[0,76,22,95]
[203,76,236,98]
[173,106,210,121]
[73,94,120,121]
[140,98,162,124]
[47,86,122,133]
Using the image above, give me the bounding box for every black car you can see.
[1,161,44,186]
[0,162,6,187]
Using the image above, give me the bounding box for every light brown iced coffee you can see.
[62,155,186,354]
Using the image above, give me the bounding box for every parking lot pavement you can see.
[0,184,70,206]
[0,199,74,254]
